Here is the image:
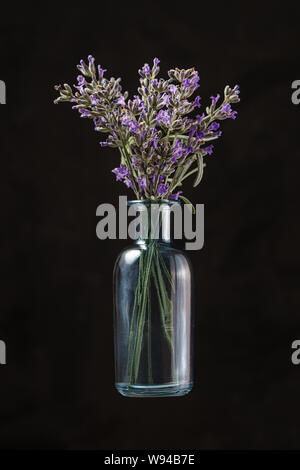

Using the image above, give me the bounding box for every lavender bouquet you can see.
[54,57,240,391]
[54,56,239,205]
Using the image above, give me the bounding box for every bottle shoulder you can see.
[114,242,192,267]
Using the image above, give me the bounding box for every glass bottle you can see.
[113,200,194,397]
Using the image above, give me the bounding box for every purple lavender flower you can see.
[169,191,182,200]
[77,59,88,75]
[221,103,231,113]
[160,93,170,107]
[193,96,201,108]
[192,71,200,86]
[156,110,170,126]
[141,64,151,75]
[207,122,222,136]
[157,183,169,195]
[131,95,146,112]
[221,102,238,119]
[196,130,205,140]
[193,77,200,88]
[121,114,139,133]
[120,114,130,125]
[94,116,106,127]
[77,75,86,86]
[151,135,159,149]
[128,120,139,133]
[90,94,100,105]
[171,140,185,162]
[169,84,177,95]
[74,75,87,94]
[116,95,126,106]
[98,65,107,80]
[139,99,146,110]
[78,108,90,118]
[99,141,109,147]
[88,55,95,64]
[112,164,130,181]
[149,173,157,183]
[208,122,220,131]
[189,126,197,138]
[138,176,147,191]
[196,113,205,124]
[211,94,220,106]
[204,145,214,155]
[153,58,160,67]
[124,178,134,189]
[183,145,194,158]
[182,78,192,89]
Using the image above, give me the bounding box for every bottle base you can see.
[115,382,193,397]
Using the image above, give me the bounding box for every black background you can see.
[1,2,300,449]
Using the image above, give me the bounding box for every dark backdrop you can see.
[1,2,300,449]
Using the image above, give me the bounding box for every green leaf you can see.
[193,154,204,188]
[178,195,196,214]
[171,166,185,187]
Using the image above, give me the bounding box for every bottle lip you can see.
[127,199,180,207]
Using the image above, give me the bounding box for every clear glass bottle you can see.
[113,200,194,397]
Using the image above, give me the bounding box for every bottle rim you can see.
[127,199,180,207]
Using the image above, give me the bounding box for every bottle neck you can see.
[128,201,178,245]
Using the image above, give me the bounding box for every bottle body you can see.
[113,235,194,397]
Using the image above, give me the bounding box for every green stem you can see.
[155,251,173,349]
[126,251,143,379]
[147,280,153,384]
[131,243,155,383]
[157,250,174,288]
[151,258,174,354]
[180,167,198,182]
